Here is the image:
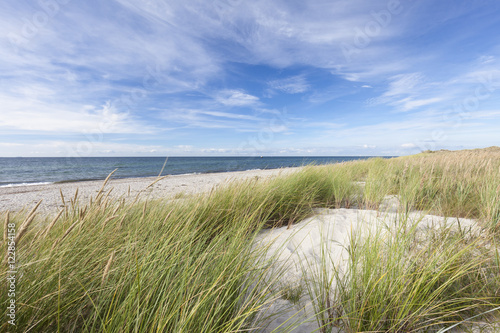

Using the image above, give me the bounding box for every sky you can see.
[1,0,499,157]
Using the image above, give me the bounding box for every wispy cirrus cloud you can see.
[0,0,499,156]
[398,97,444,112]
[267,75,310,94]
[367,54,500,116]
[384,73,425,97]
[159,106,271,132]
[215,90,260,107]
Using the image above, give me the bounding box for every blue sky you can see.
[1,0,499,157]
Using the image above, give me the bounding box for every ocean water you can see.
[0,156,380,187]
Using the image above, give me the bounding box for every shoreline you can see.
[0,168,274,188]
[0,167,302,213]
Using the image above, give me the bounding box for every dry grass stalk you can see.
[14,201,42,245]
[79,206,88,220]
[101,215,119,232]
[101,251,115,286]
[30,228,44,246]
[130,193,141,207]
[52,219,80,250]
[158,156,168,177]
[50,239,60,251]
[142,202,147,220]
[162,210,173,225]
[3,211,9,242]
[60,189,65,208]
[147,175,169,189]
[402,162,409,179]
[2,202,41,262]
[43,209,64,238]
[94,192,104,206]
[26,200,43,219]
[100,198,110,211]
[73,188,79,206]
[116,214,127,231]
[101,189,113,207]
[112,203,122,216]
[97,169,117,197]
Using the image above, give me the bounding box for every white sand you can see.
[0,167,301,213]
[252,201,482,333]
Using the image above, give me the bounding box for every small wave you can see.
[54,178,101,184]
[0,182,53,188]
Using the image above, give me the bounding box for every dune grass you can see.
[0,167,353,332]
[299,148,500,332]
[1,148,500,332]
[304,214,499,333]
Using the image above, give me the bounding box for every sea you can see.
[0,156,382,188]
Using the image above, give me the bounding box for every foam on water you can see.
[0,182,53,188]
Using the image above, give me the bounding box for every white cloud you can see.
[384,73,425,97]
[0,140,166,157]
[479,55,495,64]
[160,107,266,131]
[111,0,407,71]
[216,90,260,106]
[0,95,149,134]
[367,73,430,109]
[175,145,193,151]
[401,143,417,148]
[201,148,230,153]
[305,122,345,129]
[268,75,310,94]
[369,60,500,113]
[468,110,500,119]
[199,111,261,121]
[399,97,443,111]
[344,74,361,82]
[0,142,23,147]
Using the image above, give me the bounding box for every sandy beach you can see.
[0,167,301,213]
[253,207,481,332]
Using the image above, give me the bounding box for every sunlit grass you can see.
[1,147,500,332]
[303,215,499,332]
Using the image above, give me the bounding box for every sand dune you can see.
[253,205,480,333]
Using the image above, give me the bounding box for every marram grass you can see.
[1,148,500,332]
[304,215,499,333]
